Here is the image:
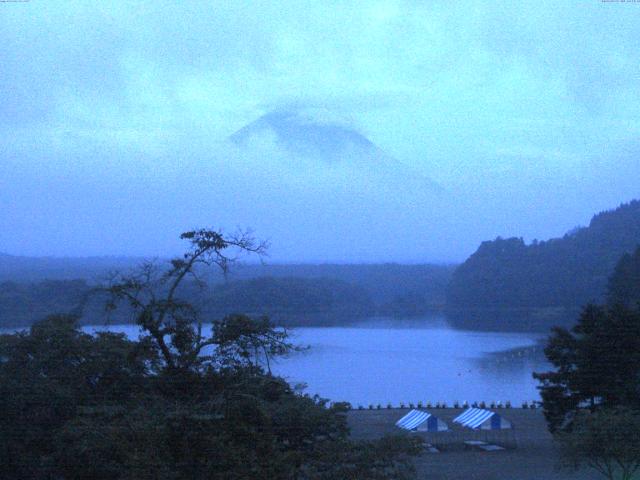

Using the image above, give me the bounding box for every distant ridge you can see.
[0,254,145,283]
[447,199,640,317]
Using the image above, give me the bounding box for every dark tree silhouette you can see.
[607,245,640,309]
[104,228,269,370]
[534,303,640,432]
[558,407,640,480]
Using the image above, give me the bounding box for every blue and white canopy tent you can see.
[453,408,512,430]
[395,409,449,432]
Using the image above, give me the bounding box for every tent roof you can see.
[395,409,432,430]
[453,408,498,429]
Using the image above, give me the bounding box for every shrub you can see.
[557,407,640,480]
[334,401,352,411]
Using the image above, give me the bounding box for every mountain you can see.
[228,108,442,191]
[446,199,640,328]
[230,110,378,162]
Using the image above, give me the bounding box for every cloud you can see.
[1,1,639,261]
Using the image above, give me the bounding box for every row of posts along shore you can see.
[341,400,540,410]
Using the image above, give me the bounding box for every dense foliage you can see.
[557,407,640,480]
[0,315,421,479]
[607,246,640,308]
[447,200,640,314]
[0,229,421,478]
[536,248,640,478]
[533,304,640,432]
[0,230,422,480]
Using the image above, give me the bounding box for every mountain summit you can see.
[228,109,442,195]
[229,110,380,163]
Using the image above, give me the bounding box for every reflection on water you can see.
[273,315,549,406]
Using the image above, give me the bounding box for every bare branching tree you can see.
[104,228,270,370]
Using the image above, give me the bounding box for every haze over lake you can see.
[84,315,547,406]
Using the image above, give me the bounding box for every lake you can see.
[83,315,549,406]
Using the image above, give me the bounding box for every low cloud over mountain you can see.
[229,108,442,193]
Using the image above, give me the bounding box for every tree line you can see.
[0,277,375,329]
[0,264,454,329]
[447,200,640,326]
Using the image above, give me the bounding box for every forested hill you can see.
[0,261,455,328]
[447,200,640,311]
[0,256,454,311]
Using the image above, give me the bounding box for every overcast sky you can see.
[1,1,639,262]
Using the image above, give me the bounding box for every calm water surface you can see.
[273,319,547,406]
[83,315,548,406]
